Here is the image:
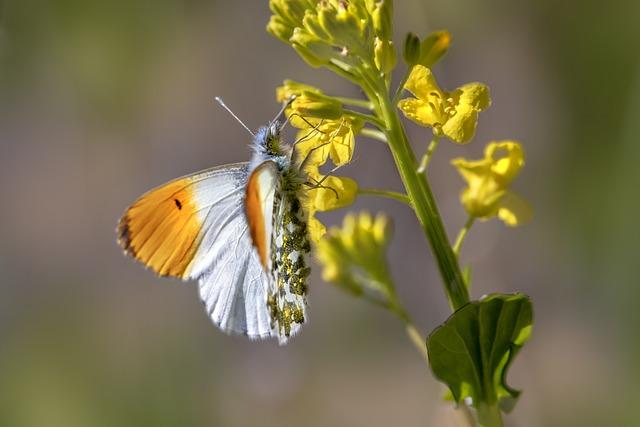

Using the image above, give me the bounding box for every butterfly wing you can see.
[118,163,275,339]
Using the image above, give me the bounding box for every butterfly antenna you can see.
[214,97,255,136]
[272,96,297,129]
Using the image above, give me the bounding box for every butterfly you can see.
[117,101,314,344]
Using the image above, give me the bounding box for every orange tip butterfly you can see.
[117,98,311,344]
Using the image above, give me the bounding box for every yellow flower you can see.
[317,212,393,295]
[294,115,363,167]
[280,101,362,242]
[452,141,532,226]
[302,154,358,242]
[398,65,490,143]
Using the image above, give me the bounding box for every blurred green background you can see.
[1,1,639,426]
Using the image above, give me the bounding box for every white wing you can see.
[187,164,276,339]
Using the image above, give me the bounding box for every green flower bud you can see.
[291,28,335,67]
[302,10,331,41]
[371,0,393,40]
[318,4,365,52]
[403,32,421,66]
[291,91,344,120]
[419,30,451,68]
[317,212,395,298]
[374,37,397,74]
[270,0,313,27]
[266,15,294,43]
[276,80,322,103]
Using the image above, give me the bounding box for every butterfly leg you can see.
[304,180,340,200]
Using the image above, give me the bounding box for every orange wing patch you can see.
[118,178,202,278]
[246,173,268,268]
[245,162,278,269]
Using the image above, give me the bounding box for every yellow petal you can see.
[307,215,327,243]
[296,131,329,173]
[294,118,358,168]
[456,82,491,110]
[486,141,524,185]
[404,65,443,100]
[497,191,533,226]
[310,175,358,212]
[451,157,491,186]
[442,104,478,144]
[460,181,504,218]
[326,122,356,166]
[398,98,440,128]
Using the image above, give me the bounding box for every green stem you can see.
[361,127,388,143]
[476,403,504,427]
[374,80,469,310]
[344,109,385,129]
[454,405,477,427]
[361,291,429,365]
[453,216,475,256]
[417,137,440,173]
[358,188,412,206]
[335,96,374,110]
[387,295,430,365]
[392,65,415,104]
[404,322,429,364]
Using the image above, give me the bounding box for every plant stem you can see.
[387,299,429,365]
[358,188,412,206]
[374,83,469,310]
[417,137,440,173]
[344,109,385,129]
[404,323,429,364]
[392,65,414,104]
[453,216,475,256]
[361,127,388,143]
[335,96,374,110]
[476,403,504,427]
[454,405,477,427]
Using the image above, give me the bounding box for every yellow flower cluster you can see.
[276,80,362,242]
[268,0,395,78]
[452,141,532,226]
[317,212,393,295]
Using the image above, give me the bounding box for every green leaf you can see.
[426,293,533,412]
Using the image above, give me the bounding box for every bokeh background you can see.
[1,1,639,426]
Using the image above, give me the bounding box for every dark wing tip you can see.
[116,212,136,258]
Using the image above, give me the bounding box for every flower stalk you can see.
[376,84,470,309]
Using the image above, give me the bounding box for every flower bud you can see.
[302,10,330,40]
[317,212,394,298]
[419,30,451,68]
[266,15,294,43]
[291,91,344,120]
[371,0,393,40]
[374,37,397,74]
[291,28,334,67]
[276,80,322,103]
[403,32,421,66]
[318,4,365,52]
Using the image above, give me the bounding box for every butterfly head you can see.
[251,121,292,170]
